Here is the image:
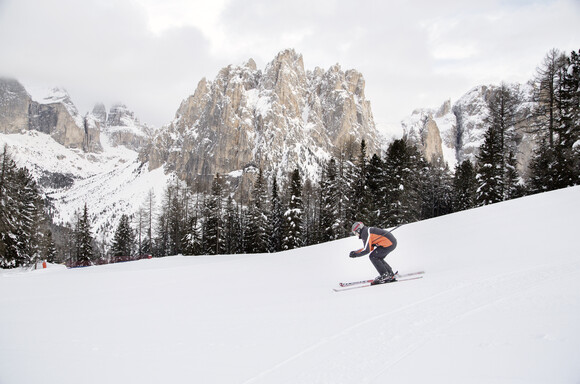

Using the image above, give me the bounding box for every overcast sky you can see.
[0,0,578,134]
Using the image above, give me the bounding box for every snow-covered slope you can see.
[0,131,172,241]
[1,186,579,383]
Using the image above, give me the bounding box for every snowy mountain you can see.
[102,103,156,151]
[1,185,579,383]
[0,56,543,243]
[402,83,536,173]
[0,78,101,152]
[0,130,173,244]
[139,49,380,184]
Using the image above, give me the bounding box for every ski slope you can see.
[1,186,580,384]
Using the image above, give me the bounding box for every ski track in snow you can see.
[244,260,580,384]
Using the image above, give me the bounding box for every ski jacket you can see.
[352,226,396,257]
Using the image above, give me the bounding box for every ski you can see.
[333,275,423,292]
[339,271,424,287]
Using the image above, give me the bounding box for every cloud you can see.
[1,0,579,132]
[0,0,217,126]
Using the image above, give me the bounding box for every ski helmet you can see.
[351,221,364,236]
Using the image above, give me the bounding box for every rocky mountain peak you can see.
[91,103,107,125]
[140,49,379,184]
[102,103,153,151]
[402,83,537,175]
[0,78,101,152]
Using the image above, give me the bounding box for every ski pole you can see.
[389,223,404,232]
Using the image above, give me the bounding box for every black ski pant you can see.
[369,240,397,276]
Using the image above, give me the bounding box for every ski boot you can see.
[372,272,397,285]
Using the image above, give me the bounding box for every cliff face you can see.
[139,49,379,182]
[0,78,101,152]
[402,84,537,175]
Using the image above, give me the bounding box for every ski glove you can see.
[349,251,357,258]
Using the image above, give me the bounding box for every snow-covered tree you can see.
[268,176,284,252]
[283,169,304,250]
[1,146,51,268]
[203,174,225,255]
[383,139,423,226]
[453,160,478,211]
[244,169,270,253]
[74,203,94,266]
[319,158,340,242]
[365,153,386,226]
[111,214,135,261]
[420,157,453,219]
[223,195,242,255]
[476,83,521,205]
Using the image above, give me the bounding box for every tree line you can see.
[1,48,578,268]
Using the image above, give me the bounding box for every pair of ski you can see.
[334,271,424,292]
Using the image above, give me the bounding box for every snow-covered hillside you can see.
[1,186,579,384]
[0,131,172,241]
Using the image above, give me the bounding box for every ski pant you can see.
[369,239,397,276]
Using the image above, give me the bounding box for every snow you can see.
[0,131,173,242]
[1,186,580,384]
[23,84,85,129]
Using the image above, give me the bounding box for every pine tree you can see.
[421,157,453,219]
[336,146,357,237]
[531,49,567,147]
[74,203,94,267]
[143,189,156,256]
[476,83,520,205]
[168,187,183,256]
[319,158,340,242]
[505,150,525,199]
[528,138,556,194]
[283,169,304,250]
[203,174,224,255]
[352,140,369,223]
[111,214,135,262]
[44,230,57,263]
[476,124,503,205]
[302,178,318,246]
[1,146,51,268]
[223,195,242,255]
[244,169,270,253]
[553,49,580,187]
[365,153,386,226]
[0,146,21,267]
[527,48,579,191]
[154,210,169,257]
[383,139,423,226]
[452,160,478,211]
[268,176,284,252]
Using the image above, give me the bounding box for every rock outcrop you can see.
[0,78,101,152]
[102,103,153,151]
[402,84,537,175]
[139,49,379,183]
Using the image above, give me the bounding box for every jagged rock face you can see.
[0,78,101,152]
[102,103,152,151]
[92,103,107,125]
[140,49,379,182]
[0,78,30,133]
[403,108,446,164]
[451,85,494,163]
[403,84,537,175]
[423,116,443,163]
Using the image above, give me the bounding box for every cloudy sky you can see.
[0,0,578,134]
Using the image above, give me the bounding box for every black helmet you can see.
[351,221,364,236]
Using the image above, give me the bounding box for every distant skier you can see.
[349,221,397,284]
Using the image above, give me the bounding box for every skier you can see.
[349,221,397,284]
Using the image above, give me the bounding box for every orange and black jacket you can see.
[353,226,396,257]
